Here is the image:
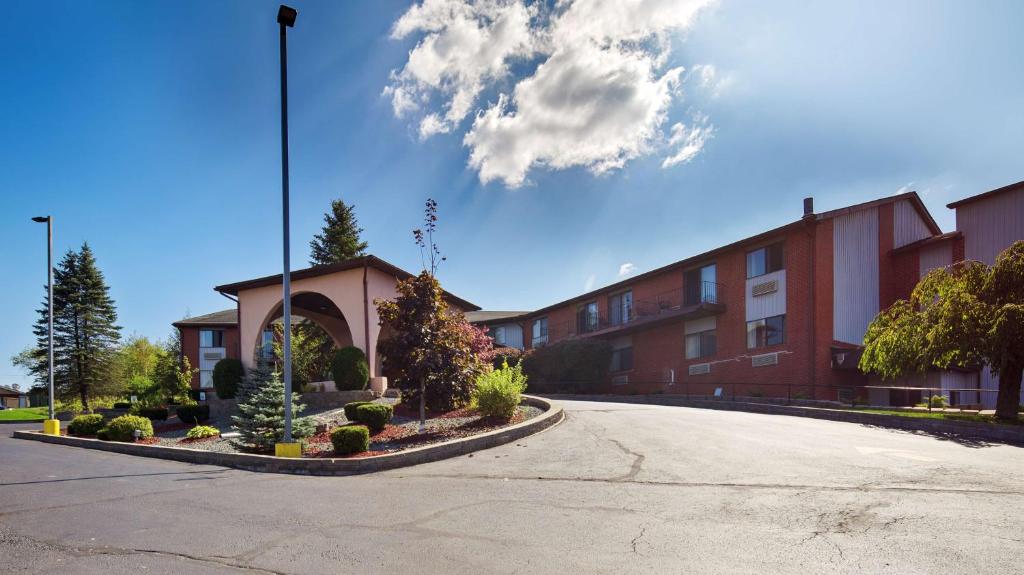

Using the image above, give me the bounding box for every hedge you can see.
[331,347,369,391]
[99,415,154,442]
[330,425,370,455]
[175,405,210,425]
[213,358,244,399]
[353,403,393,433]
[136,407,168,421]
[68,414,105,436]
[343,401,373,421]
[521,339,612,393]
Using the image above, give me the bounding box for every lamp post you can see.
[31,215,58,435]
[275,4,300,457]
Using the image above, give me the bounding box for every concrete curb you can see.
[11,396,563,476]
[548,394,1024,445]
[0,419,45,424]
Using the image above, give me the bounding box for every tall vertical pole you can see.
[279,16,293,443]
[47,217,54,421]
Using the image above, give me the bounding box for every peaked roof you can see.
[0,384,25,396]
[947,179,1024,209]
[173,309,238,328]
[214,255,480,311]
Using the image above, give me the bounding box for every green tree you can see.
[309,199,368,266]
[22,243,121,412]
[112,335,165,390]
[270,320,336,388]
[860,241,1024,419]
[231,370,313,451]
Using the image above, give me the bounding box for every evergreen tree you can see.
[231,370,314,451]
[309,199,368,266]
[27,243,121,411]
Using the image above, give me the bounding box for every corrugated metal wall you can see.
[918,242,952,278]
[833,207,880,344]
[957,187,1024,264]
[745,269,786,322]
[893,200,933,248]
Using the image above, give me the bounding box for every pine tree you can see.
[309,199,368,266]
[231,370,314,451]
[28,243,121,411]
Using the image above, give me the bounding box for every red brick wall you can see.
[179,325,241,389]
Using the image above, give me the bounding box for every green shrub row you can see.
[521,339,611,393]
[343,401,373,421]
[330,425,369,455]
[135,406,168,421]
[98,415,154,442]
[176,405,210,425]
[68,414,105,436]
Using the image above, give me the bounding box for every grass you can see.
[850,408,1024,426]
[0,406,49,421]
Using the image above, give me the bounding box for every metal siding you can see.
[941,370,978,405]
[893,200,933,248]
[493,323,524,350]
[918,242,952,278]
[957,187,1024,264]
[745,269,786,322]
[833,207,880,344]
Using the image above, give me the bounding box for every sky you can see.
[2,0,1022,390]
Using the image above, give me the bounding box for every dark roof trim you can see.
[173,309,239,328]
[890,231,962,255]
[214,255,480,311]
[0,385,25,395]
[947,179,1024,209]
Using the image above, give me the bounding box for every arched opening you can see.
[254,291,354,390]
[375,322,397,381]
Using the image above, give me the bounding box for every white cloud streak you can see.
[618,262,637,277]
[387,0,717,186]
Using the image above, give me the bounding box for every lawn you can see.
[0,407,48,421]
[851,408,1024,426]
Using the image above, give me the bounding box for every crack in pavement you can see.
[606,438,646,482]
[630,526,647,554]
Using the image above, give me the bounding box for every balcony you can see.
[544,281,725,343]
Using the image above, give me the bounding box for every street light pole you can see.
[32,215,57,433]
[276,5,298,454]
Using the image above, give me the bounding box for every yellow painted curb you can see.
[43,419,61,436]
[274,442,302,458]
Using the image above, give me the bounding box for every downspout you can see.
[803,198,817,399]
[363,259,372,376]
[219,291,241,363]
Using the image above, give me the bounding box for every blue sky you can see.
[2,0,1022,389]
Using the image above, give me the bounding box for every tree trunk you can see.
[995,362,1023,420]
[419,380,426,429]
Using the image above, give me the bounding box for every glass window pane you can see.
[200,330,212,348]
[747,319,764,348]
[686,334,700,359]
[703,331,717,356]
[766,315,785,345]
[768,243,784,273]
[747,249,765,278]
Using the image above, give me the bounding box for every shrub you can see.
[176,405,210,425]
[474,361,527,420]
[185,425,219,439]
[68,414,105,436]
[135,407,168,421]
[331,347,370,391]
[343,401,373,421]
[929,394,948,408]
[353,403,393,433]
[100,415,154,442]
[113,402,132,409]
[212,358,244,399]
[521,339,611,393]
[480,347,524,371]
[330,425,370,455]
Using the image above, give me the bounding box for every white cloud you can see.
[688,63,730,97]
[618,262,637,277]
[662,114,714,168]
[584,273,597,291]
[387,0,717,186]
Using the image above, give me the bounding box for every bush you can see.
[331,347,369,391]
[474,361,527,420]
[480,347,524,371]
[353,403,393,433]
[113,402,132,409]
[929,394,948,408]
[185,425,219,439]
[100,415,154,442]
[212,358,244,399]
[68,414,105,436]
[135,407,168,421]
[176,405,210,425]
[343,401,373,421]
[521,339,611,393]
[231,370,314,451]
[330,425,370,455]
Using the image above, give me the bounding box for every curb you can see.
[0,419,46,424]
[548,394,1024,445]
[11,396,564,476]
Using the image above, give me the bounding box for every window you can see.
[685,329,717,359]
[199,329,224,348]
[493,326,507,346]
[747,315,785,348]
[577,302,599,333]
[609,291,633,325]
[685,264,717,305]
[259,329,274,359]
[610,338,633,372]
[532,318,548,345]
[746,243,784,278]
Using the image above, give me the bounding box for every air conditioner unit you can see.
[688,363,711,375]
[751,352,779,367]
[203,350,226,361]
[611,374,629,386]
[751,279,779,297]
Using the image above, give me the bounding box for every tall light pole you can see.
[275,4,299,457]
[31,215,58,434]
